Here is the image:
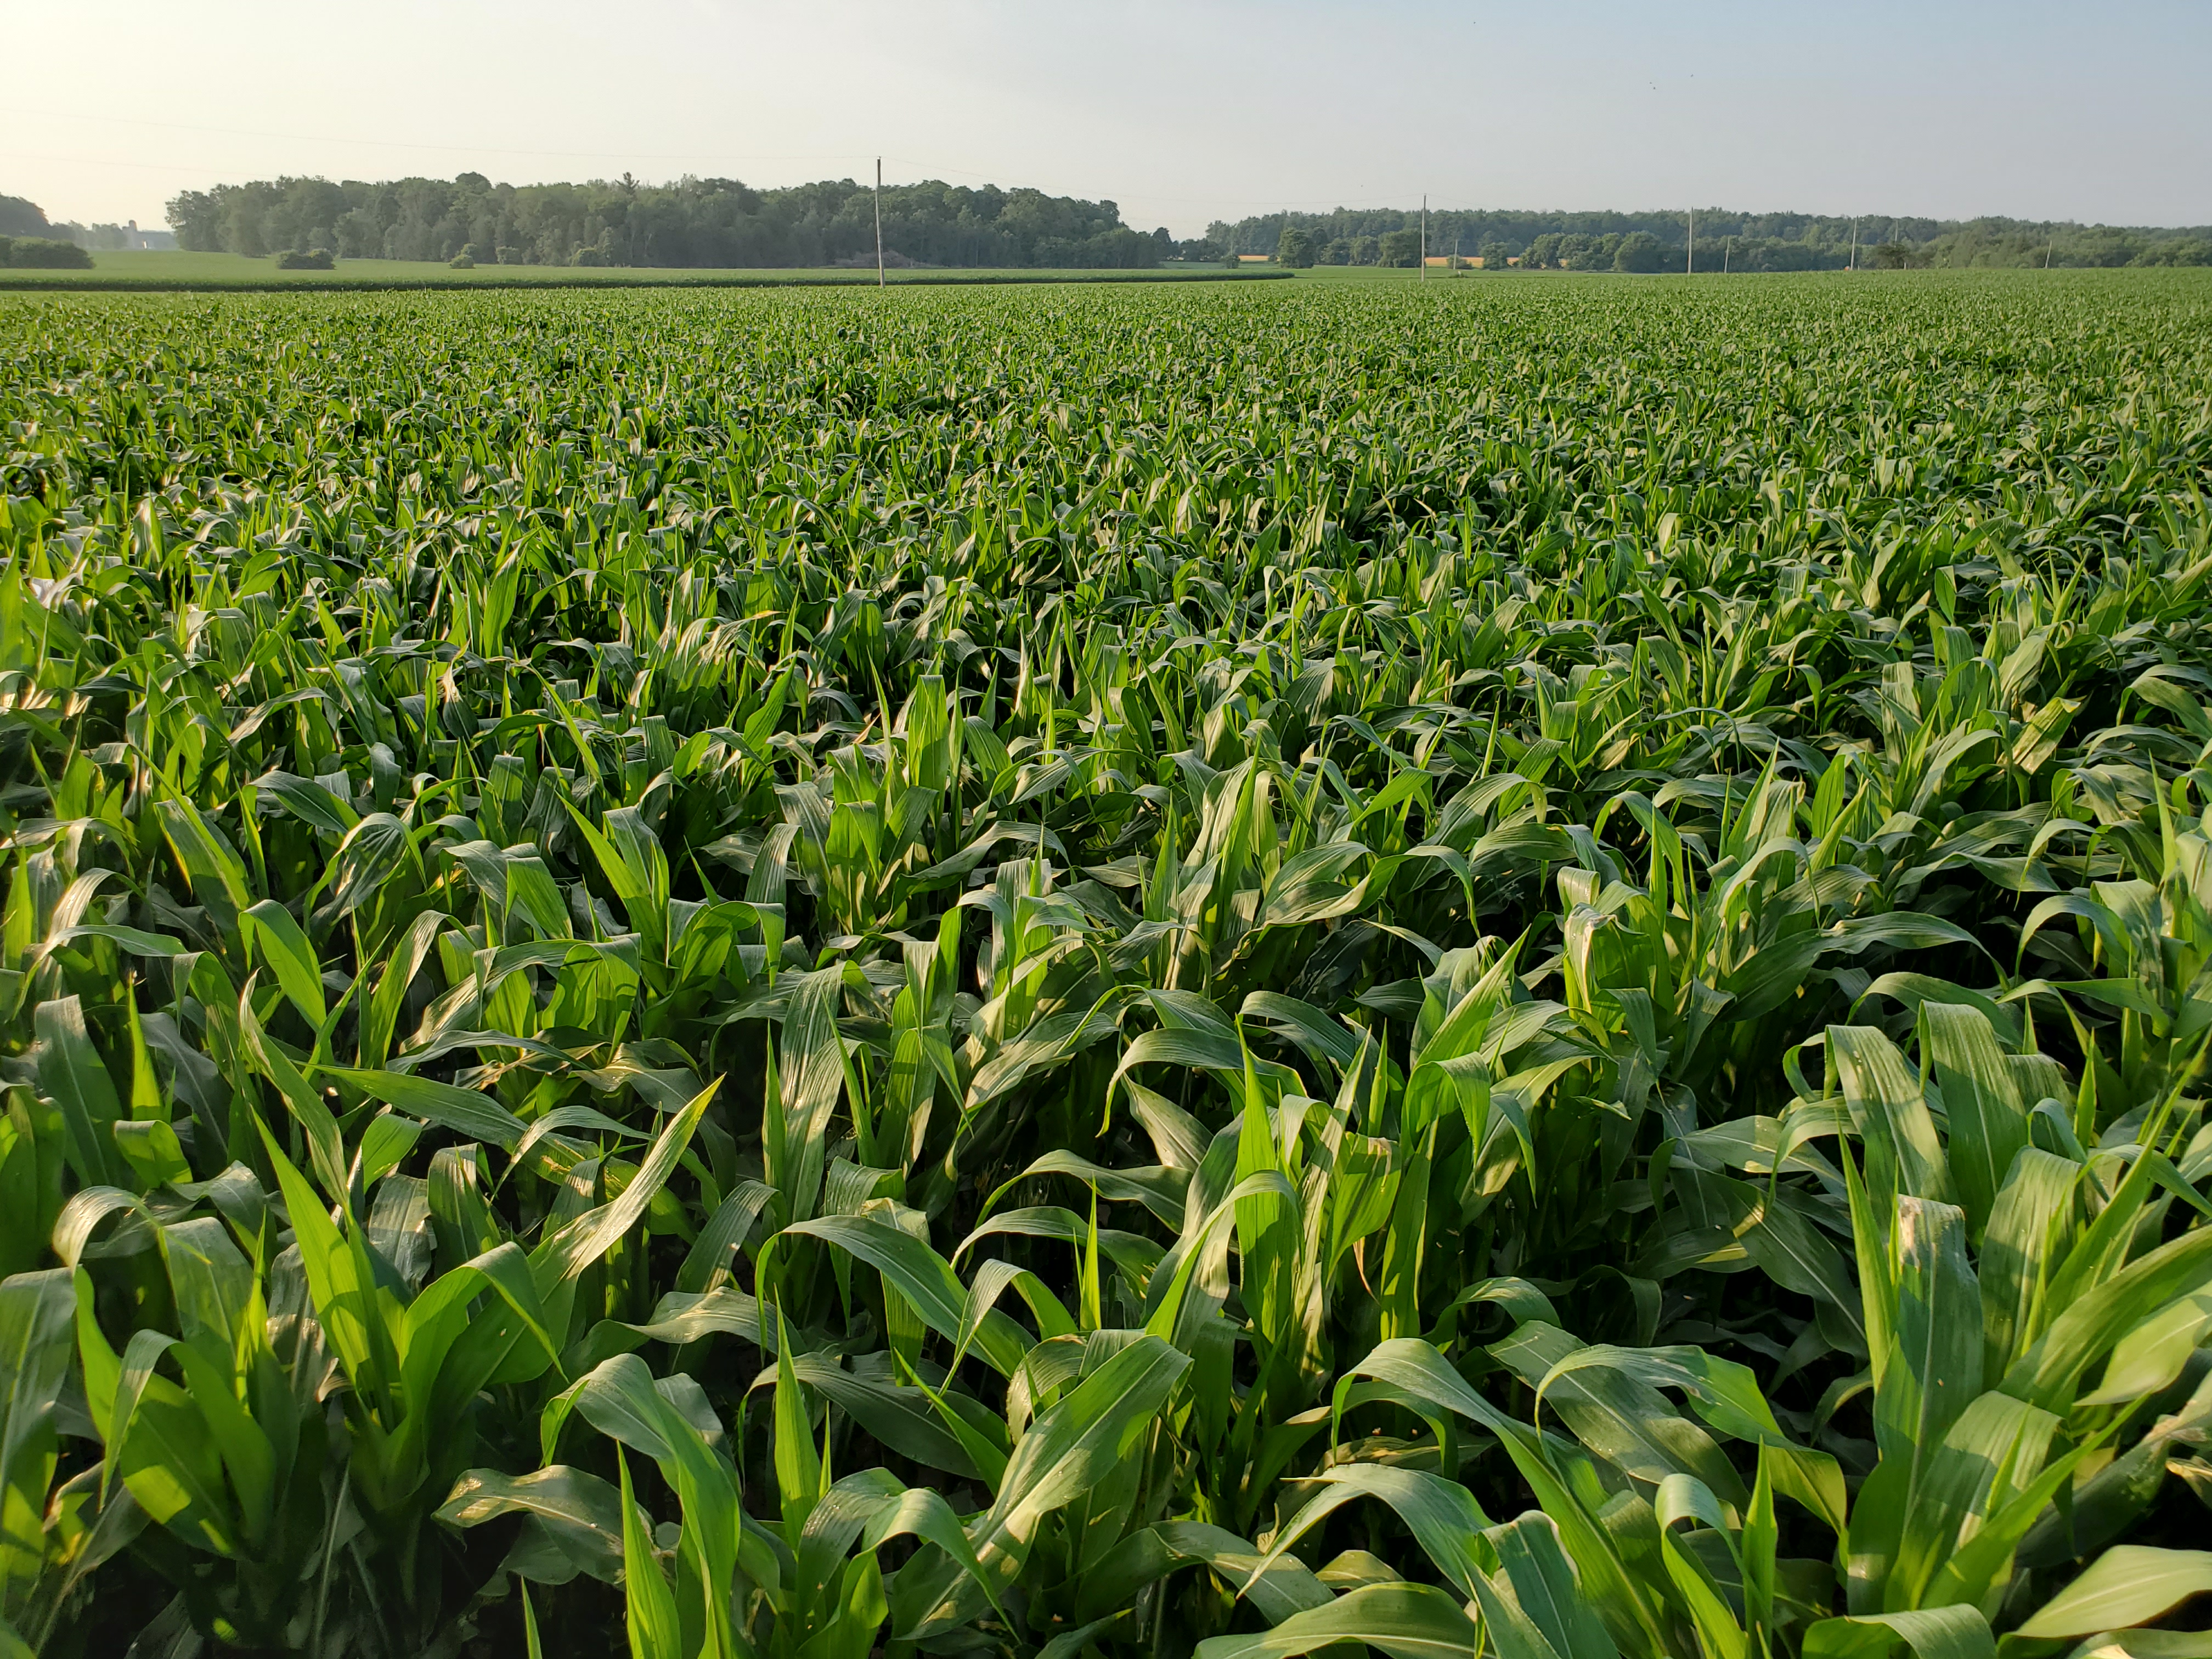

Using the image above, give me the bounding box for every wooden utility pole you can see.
[874,159,885,287]
[1687,207,1694,275]
[1421,195,1427,279]
[1849,218,1858,270]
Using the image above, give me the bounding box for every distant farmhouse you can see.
[68,219,178,251]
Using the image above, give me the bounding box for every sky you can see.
[8,0,2210,237]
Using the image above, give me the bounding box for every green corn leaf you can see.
[615,1448,682,1659]
[2019,1370,2212,1573]
[2078,1289,2212,1406]
[1802,1605,1995,1659]
[1923,1418,2107,1613]
[155,795,253,952]
[789,1352,1005,1481]
[2018,1547,2212,1639]
[328,1066,528,1152]
[953,1257,1073,1371]
[0,1267,74,1599]
[436,1465,630,1584]
[1487,1508,1623,1659]
[1376,1122,1432,1342]
[589,1284,772,1352]
[360,909,445,1070]
[1234,1087,1298,1358]
[774,1305,824,1543]
[769,966,849,1225]
[1830,1025,1953,1205]
[986,1150,1188,1229]
[1142,1170,1297,1355]
[1536,1341,1786,1447]
[2005,1226,2212,1413]
[1245,1464,1497,1604]
[71,1283,239,1558]
[1978,1148,2079,1383]
[1076,1520,1333,1626]
[400,1240,565,1414]
[1496,1321,1748,1505]
[1742,1448,1779,1646]
[35,997,122,1190]
[111,1119,189,1190]
[1345,1338,1677,1657]
[1885,1390,2059,1611]
[675,1180,777,1293]
[1881,1198,1982,1471]
[785,1211,1031,1376]
[1107,1025,1302,1119]
[321,812,416,923]
[532,1081,714,1291]
[242,898,325,1028]
[545,1353,739,1654]
[248,1109,402,1412]
[896,1334,1189,1636]
[1239,991,1364,1076]
[1191,1581,1480,1659]
[238,984,350,1204]
[1919,1001,2027,1240]
[250,769,359,839]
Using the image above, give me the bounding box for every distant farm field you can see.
[4,270,2212,1658]
[0,248,1285,291]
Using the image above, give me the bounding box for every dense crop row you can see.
[3,271,2212,1659]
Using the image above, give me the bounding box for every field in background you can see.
[14,251,2168,290]
[0,249,1286,291]
[4,270,2212,1658]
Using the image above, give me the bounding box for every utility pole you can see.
[2044,235,2054,269]
[1849,218,1858,271]
[874,159,885,287]
[1724,236,1731,275]
[1421,195,1427,279]
[1687,206,1694,276]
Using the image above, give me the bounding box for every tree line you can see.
[1230,206,2212,270]
[162,174,1189,269]
[22,174,2211,274]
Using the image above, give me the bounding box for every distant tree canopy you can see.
[1208,205,2212,270]
[1378,228,1423,268]
[0,195,52,238]
[0,237,93,269]
[42,173,2201,276]
[1612,232,1666,273]
[163,174,1193,269]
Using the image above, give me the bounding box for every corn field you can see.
[4,271,2212,1659]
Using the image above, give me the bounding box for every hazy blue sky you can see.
[10,0,2209,235]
